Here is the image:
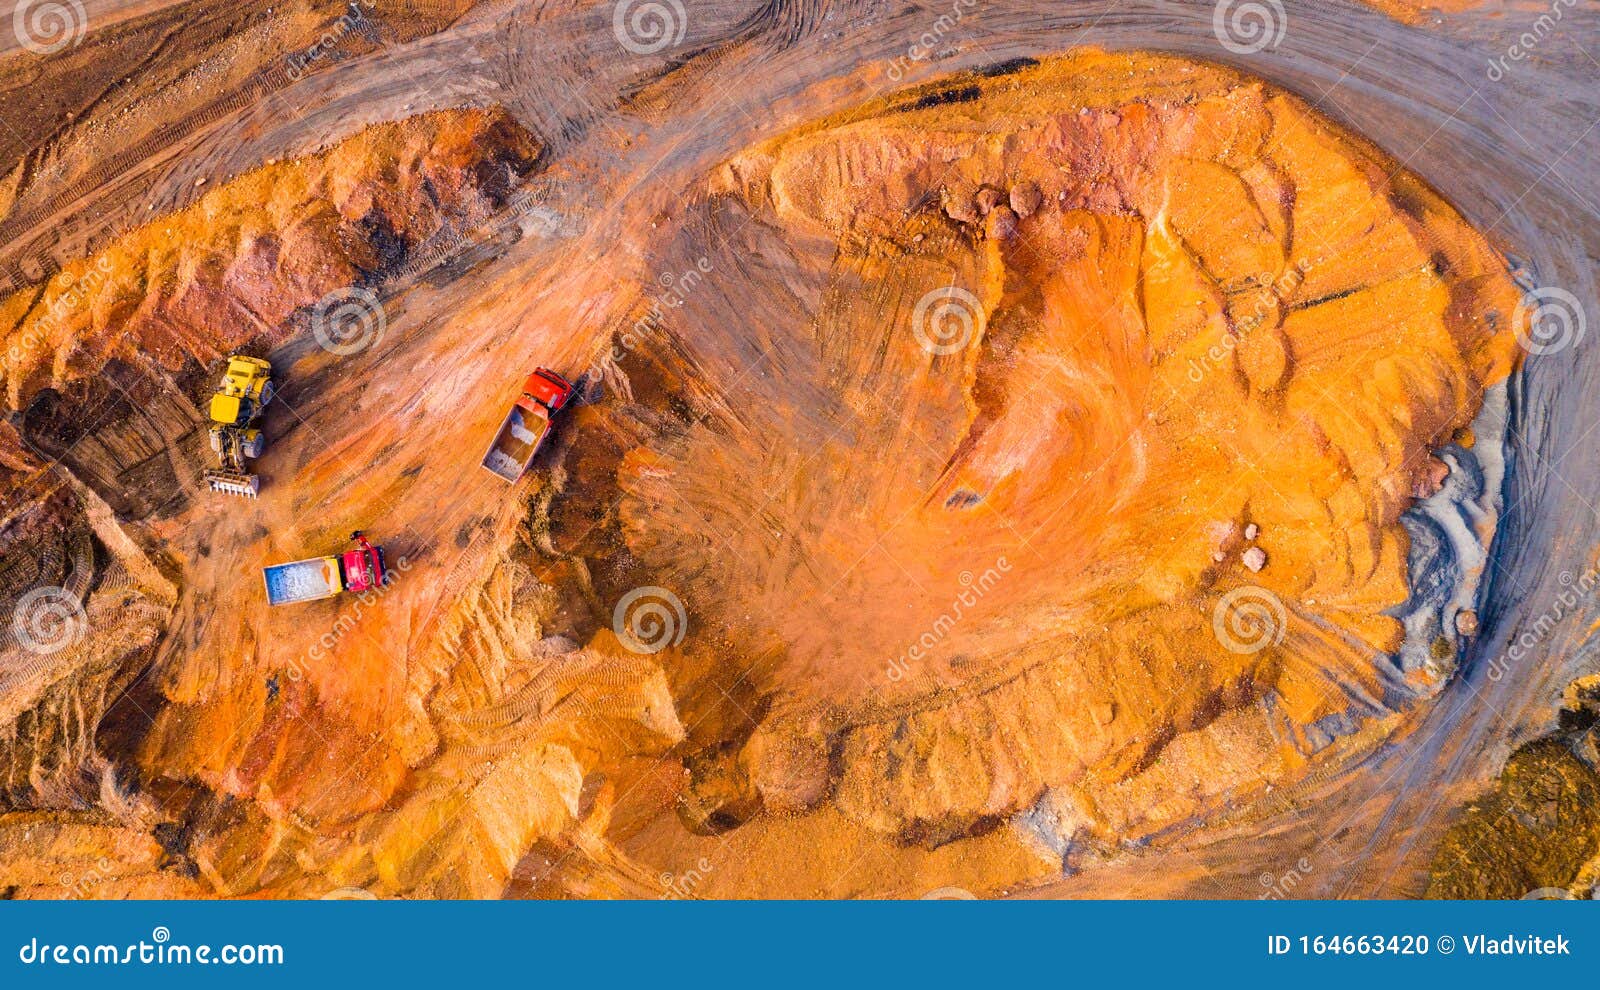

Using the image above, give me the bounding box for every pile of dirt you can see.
[580,51,1523,868]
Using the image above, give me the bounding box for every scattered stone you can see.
[1455,609,1479,637]
[1242,547,1267,572]
[974,186,1004,215]
[942,185,978,224]
[194,177,207,187]
[1009,181,1042,217]
[1244,523,1258,540]
[986,205,1018,241]
[1413,455,1451,499]
[745,722,834,814]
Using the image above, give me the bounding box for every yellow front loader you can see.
[204,355,273,498]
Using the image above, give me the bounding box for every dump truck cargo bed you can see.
[481,404,552,482]
[263,557,342,606]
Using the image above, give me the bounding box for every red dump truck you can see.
[480,368,575,483]
[262,533,388,606]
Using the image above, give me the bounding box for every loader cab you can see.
[209,392,251,426]
[210,356,273,425]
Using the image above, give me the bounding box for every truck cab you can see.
[340,533,387,593]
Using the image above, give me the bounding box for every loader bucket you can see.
[205,470,260,498]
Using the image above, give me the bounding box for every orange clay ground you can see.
[0,50,1528,898]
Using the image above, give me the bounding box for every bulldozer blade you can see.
[204,471,260,498]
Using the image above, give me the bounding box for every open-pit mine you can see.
[0,0,1596,900]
